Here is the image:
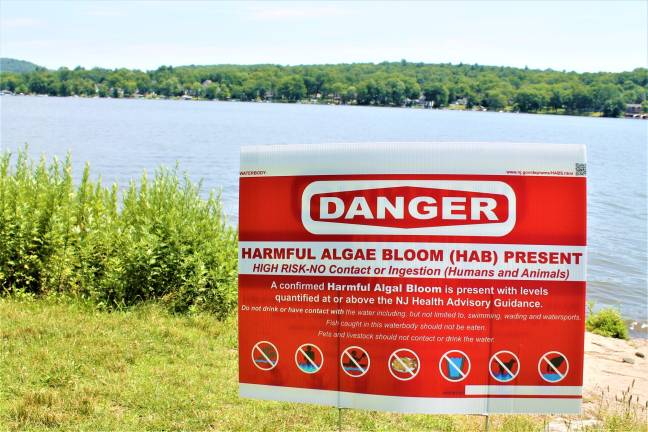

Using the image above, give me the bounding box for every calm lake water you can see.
[1,96,646,331]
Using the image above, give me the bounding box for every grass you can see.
[2,297,646,431]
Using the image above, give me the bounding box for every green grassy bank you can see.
[1,297,646,432]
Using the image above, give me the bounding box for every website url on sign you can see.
[506,170,574,176]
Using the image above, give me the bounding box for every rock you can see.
[545,419,568,432]
[636,351,645,358]
[622,357,636,364]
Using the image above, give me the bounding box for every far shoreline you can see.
[2,92,644,121]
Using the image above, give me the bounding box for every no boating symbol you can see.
[295,343,324,374]
[489,350,520,383]
[538,351,569,383]
[439,350,471,382]
[251,341,278,371]
[388,348,420,381]
[340,346,370,377]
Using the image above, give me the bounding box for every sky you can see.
[1,1,646,73]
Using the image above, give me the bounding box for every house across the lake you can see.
[625,103,646,119]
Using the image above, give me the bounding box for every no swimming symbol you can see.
[295,343,324,374]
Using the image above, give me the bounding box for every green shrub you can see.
[586,302,629,340]
[0,148,237,316]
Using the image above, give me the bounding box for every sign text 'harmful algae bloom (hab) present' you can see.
[238,142,586,414]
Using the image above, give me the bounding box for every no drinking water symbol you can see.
[295,343,324,374]
[251,341,279,371]
[340,346,370,377]
[388,348,420,381]
[538,351,569,383]
[439,350,471,382]
[489,350,520,383]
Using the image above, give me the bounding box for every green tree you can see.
[566,84,593,112]
[483,90,507,110]
[158,77,182,97]
[15,83,28,94]
[548,85,567,111]
[422,83,449,107]
[385,78,406,105]
[277,76,306,101]
[356,79,386,105]
[342,86,357,104]
[28,74,49,94]
[401,77,421,100]
[601,97,625,117]
[122,80,137,96]
[0,74,19,91]
[514,87,547,112]
[205,83,221,100]
[97,84,109,97]
[592,83,622,113]
[187,81,203,97]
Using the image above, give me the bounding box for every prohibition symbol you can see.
[251,340,278,371]
[538,351,569,383]
[439,350,471,382]
[295,343,324,374]
[489,350,520,383]
[340,346,370,377]
[388,348,420,381]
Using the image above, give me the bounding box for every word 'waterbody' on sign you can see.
[238,142,586,414]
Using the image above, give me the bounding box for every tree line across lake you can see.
[1,61,646,117]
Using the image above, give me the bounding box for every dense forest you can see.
[1,59,647,117]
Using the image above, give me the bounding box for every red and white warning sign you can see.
[238,142,586,414]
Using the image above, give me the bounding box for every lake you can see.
[1,96,646,331]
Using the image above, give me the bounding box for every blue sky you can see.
[1,1,646,72]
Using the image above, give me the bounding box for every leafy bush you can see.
[586,303,629,340]
[0,149,237,316]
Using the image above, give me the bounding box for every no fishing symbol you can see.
[340,346,370,378]
[388,348,420,381]
[538,351,569,383]
[439,350,471,382]
[295,343,324,374]
[489,350,520,383]
[252,341,279,371]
